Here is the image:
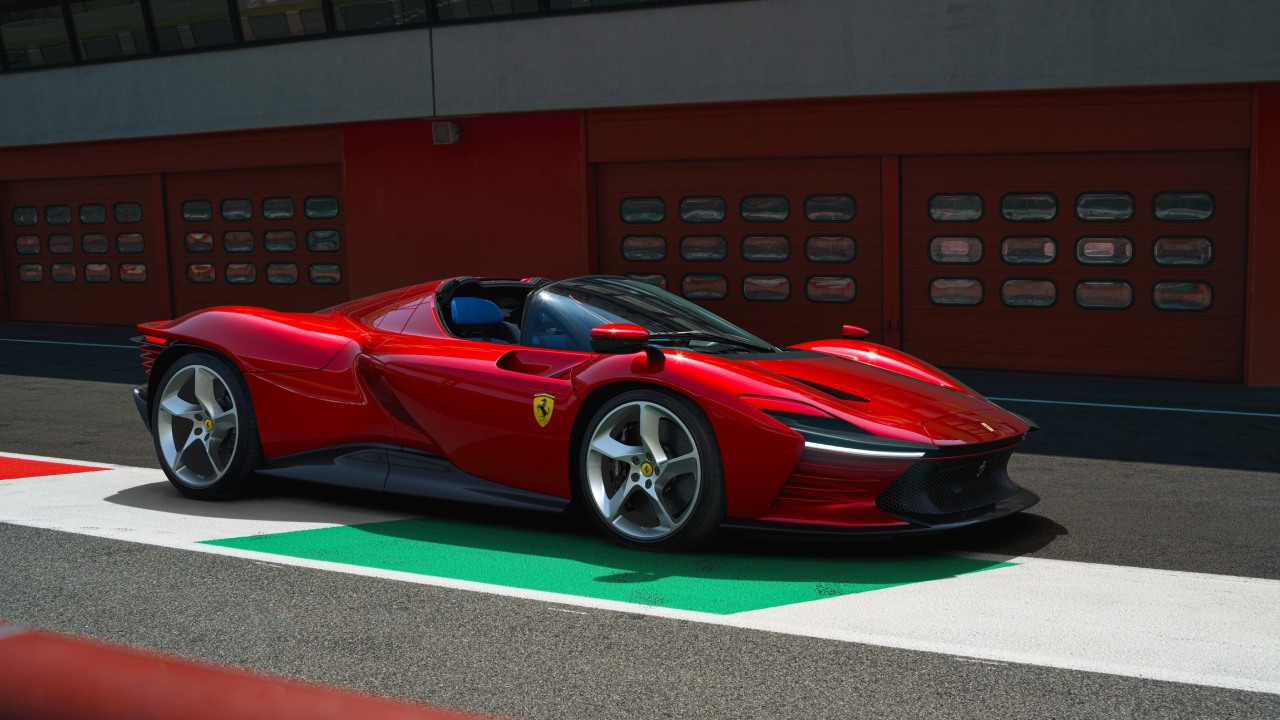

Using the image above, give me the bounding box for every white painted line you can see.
[0,338,136,349]
[988,396,1280,419]
[0,463,415,542]
[2,454,1279,695]
[736,557,1280,695]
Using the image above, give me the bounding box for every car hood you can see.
[736,353,1029,446]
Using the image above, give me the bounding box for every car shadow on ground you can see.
[105,473,1068,606]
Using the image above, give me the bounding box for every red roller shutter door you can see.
[901,151,1248,381]
[166,166,347,317]
[598,158,883,347]
[2,175,167,324]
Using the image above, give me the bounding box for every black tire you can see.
[151,351,262,500]
[578,388,725,551]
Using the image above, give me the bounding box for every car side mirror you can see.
[589,324,651,354]
[842,324,871,340]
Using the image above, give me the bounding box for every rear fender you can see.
[139,307,357,374]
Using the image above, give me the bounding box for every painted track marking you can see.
[1,452,1279,695]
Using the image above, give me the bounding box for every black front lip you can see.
[723,487,1040,538]
[132,385,150,430]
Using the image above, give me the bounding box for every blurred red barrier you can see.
[0,624,495,720]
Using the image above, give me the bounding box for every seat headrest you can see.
[451,297,504,326]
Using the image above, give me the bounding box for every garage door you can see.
[901,151,1248,382]
[2,174,168,324]
[166,166,347,317]
[598,158,882,347]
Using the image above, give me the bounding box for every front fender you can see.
[790,339,980,397]
[573,352,806,519]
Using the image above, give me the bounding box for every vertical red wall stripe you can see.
[1246,85,1280,386]
[149,173,174,319]
[342,112,589,298]
[880,156,902,349]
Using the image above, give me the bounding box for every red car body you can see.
[134,276,1038,535]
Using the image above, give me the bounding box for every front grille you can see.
[876,449,1017,517]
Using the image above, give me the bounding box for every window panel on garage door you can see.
[166,165,347,316]
[597,158,882,346]
[901,151,1247,382]
[1,174,167,324]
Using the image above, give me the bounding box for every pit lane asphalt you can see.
[2,322,1279,718]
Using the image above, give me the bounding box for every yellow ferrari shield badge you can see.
[533,394,555,428]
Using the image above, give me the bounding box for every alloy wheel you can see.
[155,364,239,489]
[584,400,703,541]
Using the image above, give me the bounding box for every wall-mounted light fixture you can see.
[432,121,462,145]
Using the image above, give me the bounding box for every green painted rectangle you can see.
[204,517,1011,614]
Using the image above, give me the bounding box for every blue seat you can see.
[451,297,519,344]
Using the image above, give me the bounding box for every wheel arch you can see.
[147,344,237,416]
[565,380,710,506]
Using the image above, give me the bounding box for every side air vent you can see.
[133,335,166,375]
[788,377,869,403]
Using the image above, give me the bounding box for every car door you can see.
[371,329,594,499]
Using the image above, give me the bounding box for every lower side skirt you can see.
[256,445,570,513]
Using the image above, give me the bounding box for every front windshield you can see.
[521,276,779,354]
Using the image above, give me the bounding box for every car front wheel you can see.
[579,389,725,551]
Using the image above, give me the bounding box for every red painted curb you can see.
[0,456,107,481]
[0,626,495,720]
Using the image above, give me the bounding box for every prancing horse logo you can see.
[533,394,555,427]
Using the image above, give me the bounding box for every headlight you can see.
[739,395,933,459]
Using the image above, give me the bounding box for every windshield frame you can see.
[520,276,780,355]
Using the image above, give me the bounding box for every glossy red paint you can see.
[246,342,402,458]
[136,276,1035,529]
[842,325,871,339]
[588,323,652,355]
[142,308,358,373]
[756,449,916,527]
[790,339,981,396]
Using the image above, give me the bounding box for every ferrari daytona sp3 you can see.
[133,275,1039,550]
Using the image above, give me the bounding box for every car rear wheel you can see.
[579,389,725,551]
[152,352,261,499]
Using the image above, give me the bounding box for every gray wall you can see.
[0,29,434,148]
[2,0,1279,148]
[434,0,1280,114]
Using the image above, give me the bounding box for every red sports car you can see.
[133,275,1039,550]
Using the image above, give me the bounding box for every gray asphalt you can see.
[1,321,1279,718]
[3,524,1277,720]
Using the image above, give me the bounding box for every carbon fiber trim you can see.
[877,449,1019,517]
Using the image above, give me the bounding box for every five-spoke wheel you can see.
[152,352,259,499]
[580,389,724,550]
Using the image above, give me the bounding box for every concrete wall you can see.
[433,0,1280,114]
[0,29,433,148]
[2,0,1280,148]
